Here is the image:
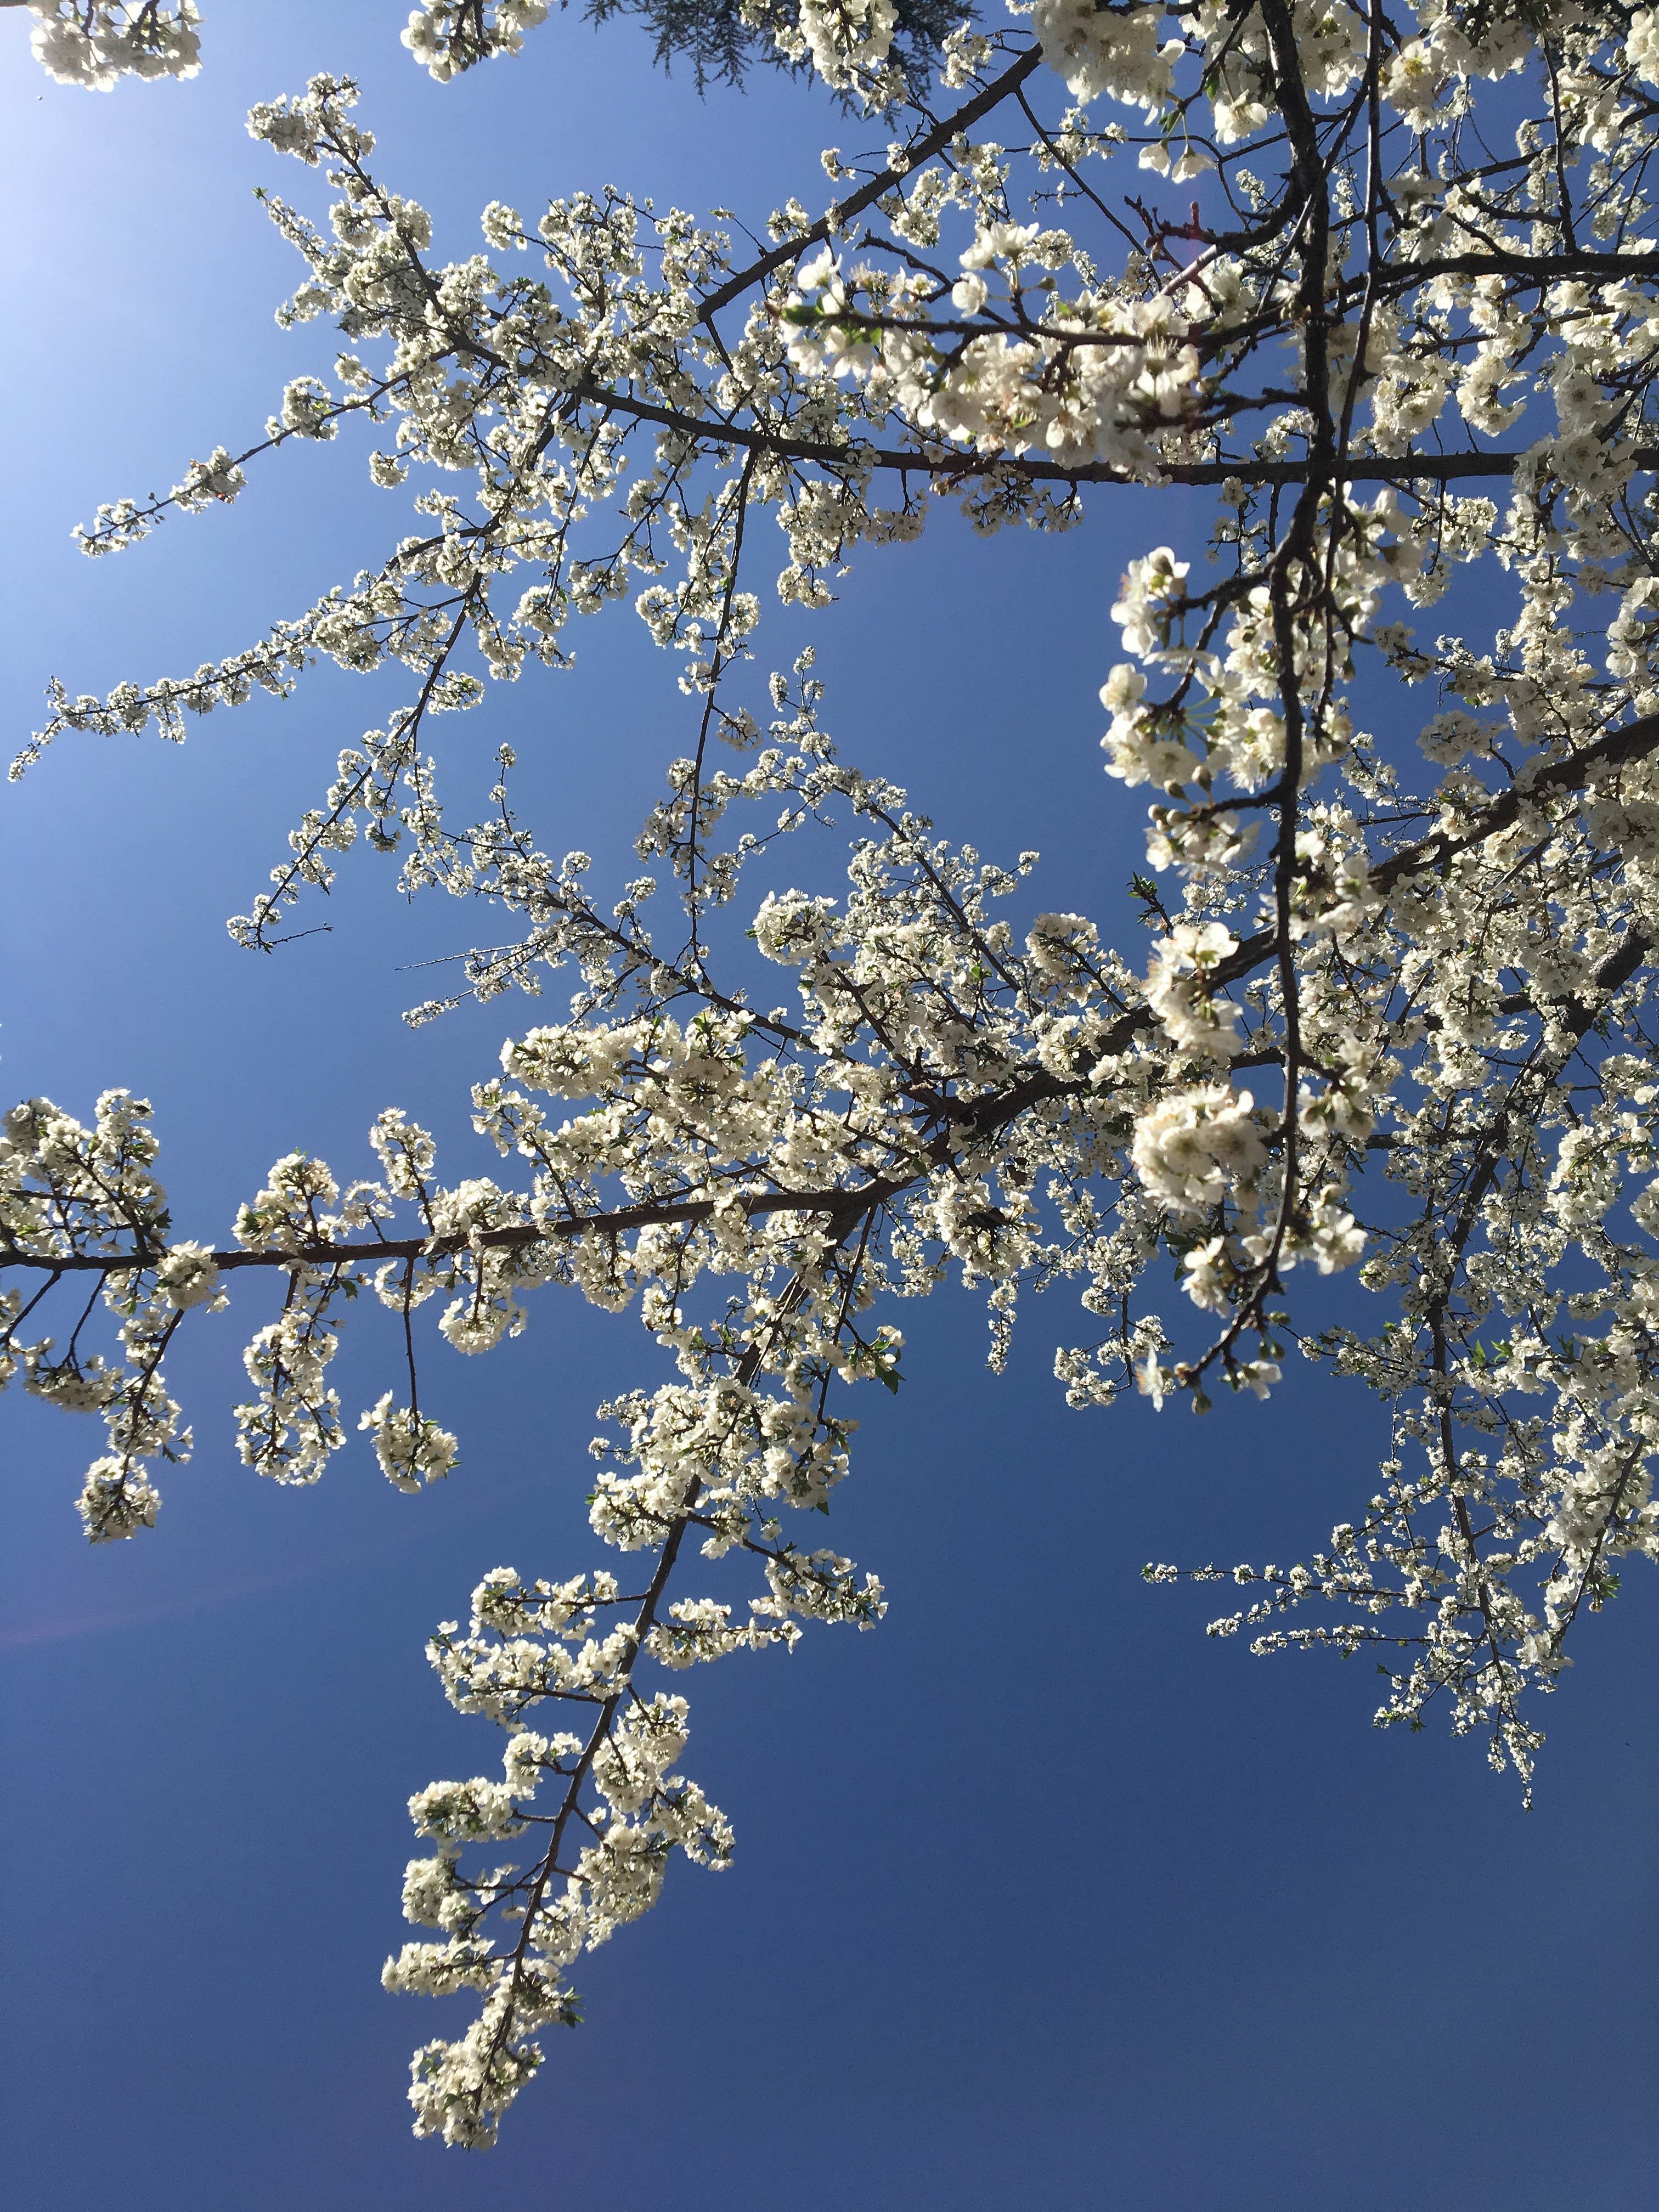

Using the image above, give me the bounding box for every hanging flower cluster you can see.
[13,1,564,87]
[400,0,551,80]
[22,2,201,88]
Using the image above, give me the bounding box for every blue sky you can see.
[2,9,1656,2207]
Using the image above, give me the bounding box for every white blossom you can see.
[14,2,1659,2147]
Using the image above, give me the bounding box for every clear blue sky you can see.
[2,10,1655,2208]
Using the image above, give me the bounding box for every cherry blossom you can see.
[12,0,1659,2148]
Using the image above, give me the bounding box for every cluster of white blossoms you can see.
[359,1391,462,1491]
[1130,1081,1265,1218]
[2,1092,196,1538]
[400,0,551,81]
[21,2,200,88]
[783,229,1203,473]
[1029,0,1182,116]
[17,0,1659,2152]
[773,0,898,92]
[9,1,563,90]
